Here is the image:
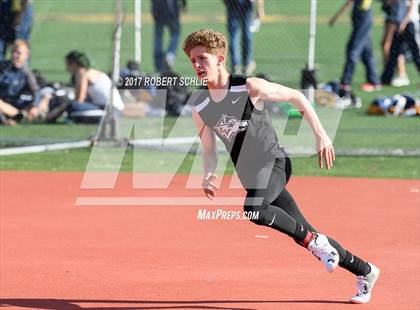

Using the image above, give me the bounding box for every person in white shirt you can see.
[65,50,124,122]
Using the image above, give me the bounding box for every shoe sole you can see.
[327,242,340,273]
[350,266,380,304]
[309,234,340,273]
[327,258,339,273]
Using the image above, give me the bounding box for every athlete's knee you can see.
[244,201,275,226]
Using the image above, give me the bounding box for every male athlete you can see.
[183,28,380,303]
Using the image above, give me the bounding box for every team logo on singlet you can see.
[213,114,249,142]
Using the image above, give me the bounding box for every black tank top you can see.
[194,75,286,184]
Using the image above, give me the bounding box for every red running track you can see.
[0,172,419,310]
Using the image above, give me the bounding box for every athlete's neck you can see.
[207,68,229,90]
[207,68,230,103]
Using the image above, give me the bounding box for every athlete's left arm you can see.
[246,77,335,170]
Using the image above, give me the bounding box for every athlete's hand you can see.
[202,173,218,200]
[316,133,335,170]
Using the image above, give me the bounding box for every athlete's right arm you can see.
[192,108,219,199]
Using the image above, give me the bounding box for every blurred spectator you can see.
[381,0,420,85]
[65,50,124,123]
[223,0,265,75]
[329,0,381,95]
[151,0,186,73]
[0,0,33,61]
[0,39,38,125]
[381,0,410,86]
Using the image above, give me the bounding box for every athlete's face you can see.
[189,46,223,83]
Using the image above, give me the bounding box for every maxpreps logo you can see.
[213,114,249,142]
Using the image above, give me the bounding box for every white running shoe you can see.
[308,233,339,273]
[350,263,380,304]
[391,76,410,87]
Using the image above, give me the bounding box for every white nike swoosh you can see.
[232,97,241,104]
[268,214,276,226]
[350,255,354,263]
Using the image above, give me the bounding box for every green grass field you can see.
[0,0,419,178]
[0,147,418,179]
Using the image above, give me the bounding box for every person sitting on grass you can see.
[0,39,38,125]
[64,50,124,123]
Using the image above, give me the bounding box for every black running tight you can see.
[242,156,370,276]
